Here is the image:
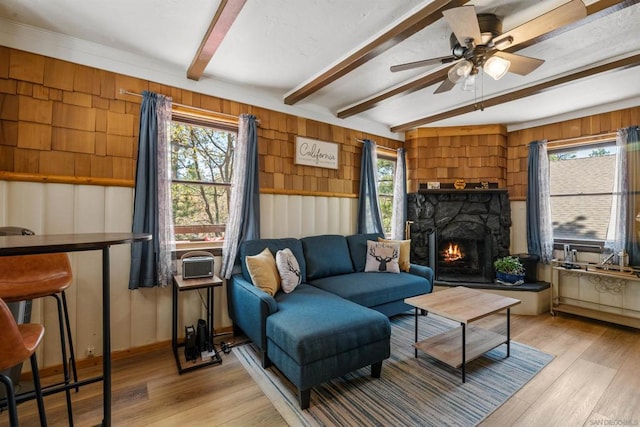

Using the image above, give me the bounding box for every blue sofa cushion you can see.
[309,271,430,308]
[301,235,354,280]
[240,238,306,284]
[346,233,384,272]
[267,284,390,364]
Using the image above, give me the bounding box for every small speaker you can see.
[181,251,214,279]
[196,318,210,353]
[185,325,197,361]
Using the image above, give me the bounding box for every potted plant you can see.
[494,256,526,285]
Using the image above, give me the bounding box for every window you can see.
[171,116,236,245]
[377,155,396,235]
[548,141,618,244]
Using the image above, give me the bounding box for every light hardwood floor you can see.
[3,312,640,426]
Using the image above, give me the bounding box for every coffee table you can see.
[405,286,521,382]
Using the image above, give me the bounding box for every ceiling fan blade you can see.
[493,0,586,50]
[442,6,481,47]
[493,52,544,76]
[434,77,456,94]
[390,56,456,72]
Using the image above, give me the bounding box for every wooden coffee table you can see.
[405,286,521,382]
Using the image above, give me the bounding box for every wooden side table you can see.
[172,274,223,374]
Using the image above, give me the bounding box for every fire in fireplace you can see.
[429,231,495,284]
[443,242,462,262]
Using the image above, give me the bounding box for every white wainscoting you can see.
[0,181,358,367]
[260,193,357,238]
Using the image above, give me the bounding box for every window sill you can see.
[175,241,223,257]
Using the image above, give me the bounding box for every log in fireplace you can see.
[408,189,511,284]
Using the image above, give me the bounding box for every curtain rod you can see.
[547,132,617,149]
[356,138,398,155]
[119,89,249,122]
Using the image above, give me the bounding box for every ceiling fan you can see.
[390,0,586,94]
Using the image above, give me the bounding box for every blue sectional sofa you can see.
[227,233,433,409]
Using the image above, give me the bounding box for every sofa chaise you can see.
[227,233,434,408]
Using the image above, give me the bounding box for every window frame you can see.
[170,110,238,250]
[547,138,618,253]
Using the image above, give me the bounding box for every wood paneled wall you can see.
[405,125,508,193]
[507,106,640,200]
[0,46,402,196]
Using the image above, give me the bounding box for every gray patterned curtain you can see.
[357,139,384,234]
[624,126,640,266]
[221,114,260,279]
[129,91,174,289]
[391,148,407,239]
[526,140,553,263]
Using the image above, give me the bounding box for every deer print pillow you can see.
[364,240,400,274]
[276,248,302,293]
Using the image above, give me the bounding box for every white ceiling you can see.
[1,0,638,140]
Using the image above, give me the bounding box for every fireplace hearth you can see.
[409,189,511,284]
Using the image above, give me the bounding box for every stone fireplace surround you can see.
[407,189,511,284]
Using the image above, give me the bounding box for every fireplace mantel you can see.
[419,188,508,194]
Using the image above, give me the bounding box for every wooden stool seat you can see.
[0,298,47,426]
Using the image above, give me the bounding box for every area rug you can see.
[234,313,554,427]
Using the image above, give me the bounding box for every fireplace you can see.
[409,189,511,285]
[429,228,495,283]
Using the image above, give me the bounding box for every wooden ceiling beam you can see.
[337,68,451,119]
[187,0,247,81]
[283,0,468,106]
[337,0,635,119]
[390,53,640,132]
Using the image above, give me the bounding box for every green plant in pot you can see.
[494,256,526,285]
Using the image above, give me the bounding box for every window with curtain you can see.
[170,112,237,246]
[377,154,396,236]
[548,139,618,246]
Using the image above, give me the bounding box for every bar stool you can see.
[0,253,75,425]
[0,297,47,426]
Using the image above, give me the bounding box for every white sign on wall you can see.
[295,137,339,170]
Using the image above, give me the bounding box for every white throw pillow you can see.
[364,240,400,274]
[276,248,302,293]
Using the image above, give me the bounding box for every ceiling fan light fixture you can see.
[484,56,510,80]
[448,60,472,83]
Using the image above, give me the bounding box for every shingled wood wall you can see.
[0,47,402,196]
[2,47,638,199]
[404,125,508,193]
[507,106,640,200]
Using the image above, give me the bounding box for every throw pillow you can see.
[275,248,302,293]
[364,240,400,273]
[245,248,280,296]
[378,237,411,272]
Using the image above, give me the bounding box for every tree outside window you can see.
[171,119,236,243]
[377,158,396,235]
